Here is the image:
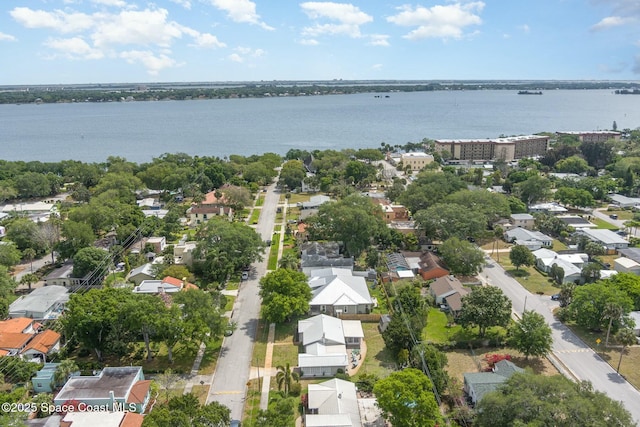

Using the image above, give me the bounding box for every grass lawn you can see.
[480,240,511,251]
[274,321,295,343]
[562,320,640,390]
[241,380,262,427]
[249,208,261,225]
[593,218,619,230]
[287,193,312,204]
[424,308,458,344]
[253,320,269,367]
[491,254,559,295]
[271,344,299,371]
[604,208,633,221]
[369,284,390,314]
[267,233,281,270]
[190,384,210,404]
[353,322,397,380]
[255,195,264,207]
[224,295,235,312]
[287,207,301,222]
[198,339,223,375]
[551,239,568,251]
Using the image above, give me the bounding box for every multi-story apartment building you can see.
[434,135,549,162]
[556,131,621,143]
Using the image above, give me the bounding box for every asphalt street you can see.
[206,183,279,420]
[483,257,640,424]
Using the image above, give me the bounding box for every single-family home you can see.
[510,213,535,230]
[575,229,629,254]
[43,261,105,291]
[173,240,197,266]
[385,251,449,282]
[532,248,586,283]
[32,363,63,393]
[614,257,640,275]
[60,411,144,427]
[54,366,151,414]
[127,263,156,285]
[557,215,597,229]
[618,248,640,264]
[528,202,568,214]
[299,195,332,209]
[301,242,354,276]
[9,285,69,320]
[145,236,166,253]
[429,276,469,317]
[0,317,36,335]
[608,194,640,209]
[297,314,364,378]
[0,331,32,357]
[504,228,553,250]
[388,220,419,235]
[306,378,362,427]
[21,329,61,362]
[307,268,374,316]
[133,276,198,294]
[464,360,524,405]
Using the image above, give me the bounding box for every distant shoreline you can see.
[2,80,639,105]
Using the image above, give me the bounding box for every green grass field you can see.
[491,254,559,295]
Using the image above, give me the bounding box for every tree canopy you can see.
[414,203,487,242]
[508,310,552,359]
[438,237,485,276]
[259,269,312,323]
[458,286,512,337]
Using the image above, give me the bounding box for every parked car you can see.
[610,214,618,219]
[241,271,249,280]
[551,294,560,301]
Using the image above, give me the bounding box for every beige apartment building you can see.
[556,131,621,143]
[401,152,434,171]
[434,135,549,162]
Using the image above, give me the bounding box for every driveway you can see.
[206,183,279,420]
[483,257,640,424]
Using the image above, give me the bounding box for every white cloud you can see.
[227,46,265,63]
[208,0,273,30]
[299,38,319,45]
[369,34,390,47]
[170,0,192,9]
[10,7,95,34]
[91,9,184,48]
[519,24,530,33]
[44,36,104,59]
[91,0,128,7]
[372,63,383,70]
[591,16,636,31]
[190,32,226,48]
[300,2,373,38]
[228,53,243,63]
[387,2,484,40]
[0,32,16,41]
[120,50,179,75]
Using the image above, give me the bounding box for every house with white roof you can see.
[504,228,553,250]
[614,257,640,275]
[609,194,640,209]
[531,249,584,283]
[306,378,362,427]
[307,268,373,316]
[528,202,568,214]
[297,314,364,378]
[575,229,629,254]
[9,286,69,320]
[300,195,332,209]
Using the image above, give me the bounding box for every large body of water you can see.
[1,89,638,163]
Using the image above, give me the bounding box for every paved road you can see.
[206,183,279,420]
[483,257,640,424]
[12,253,55,285]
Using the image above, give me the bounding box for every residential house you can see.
[301,242,354,276]
[145,236,166,253]
[557,215,596,229]
[504,228,553,250]
[133,276,198,294]
[127,263,155,285]
[9,285,69,320]
[60,411,144,427]
[173,240,197,266]
[388,220,418,236]
[43,261,105,291]
[575,228,629,254]
[0,317,36,334]
[532,248,585,283]
[614,257,640,275]
[384,251,449,282]
[464,360,524,405]
[299,195,332,209]
[306,378,362,427]
[528,202,568,214]
[32,363,63,393]
[510,213,535,230]
[429,276,469,317]
[187,205,233,226]
[307,268,374,316]
[608,194,640,209]
[378,203,410,224]
[54,366,151,414]
[297,314,364,378]
[0,331,32,357]
[618,248,640,264]
[401,152,434,171]
[21,330,61,361]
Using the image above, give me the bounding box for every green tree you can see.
[554,155,591,174]
[57,220,95,260]
[373,368,441,427]
[476,373,634,427]
[279,160,306,191]
[409,343,450,395]
[53,359,79,388]
[414,203,487,242]
[142,393,231,427]
[306,194,387,258]
[275,363,299,396]
[260,269,311,323]
[549,263,565,286]
[509,244,534,270]
[584,241,605,261]
[568,282,633,331]
[173,289,226,349]
[581,262,601,284]
[0,242,21,268]
[515,174,551,205]
[20,273,39,291]
[438,237,485,276]
[615,328,638,373]
[603,302,626,347]
[0,267,17,318]
[72,246,108,278]
[5,218,39,251]
[14,172,53,198]
[278,252,299,270]
[399,171,466,213]
[445,189,511,225]
[22,247,37,272]
[508,311,552,359]
[458,286,512,337]
[123,295,165,362]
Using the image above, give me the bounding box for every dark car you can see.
[610,214,618,219]
[551,294,560,301]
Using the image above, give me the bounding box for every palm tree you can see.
[615,328,637,374]
[23,248,36,272]
[20,273,39,291]
[54,359,79,388]
[275,363,299,396]
[278,252,299,270]
[603,302,625,347]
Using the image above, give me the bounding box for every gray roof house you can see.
[9,286,69,320]
[532,249,585,283]
[575,228,629,253]
[306,378,362,427]
[504,228,553,250]
[299,195,332,209]
[301,241,354,276]
[127,263,156,285]
[510,213,535,230]
[307,268,373,316]
[464,360,524,405]
[297,314,364,378]
[609,194,640,209]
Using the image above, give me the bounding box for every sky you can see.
[0,0,639,85]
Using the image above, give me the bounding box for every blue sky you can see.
[1,0,639,84]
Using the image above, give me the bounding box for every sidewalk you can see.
[259,323,276,409]
[183,341,210,394]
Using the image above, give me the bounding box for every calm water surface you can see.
[1,89,638,163]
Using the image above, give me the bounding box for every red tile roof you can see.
[22,330,60,354]
[0,333,32,350]
[120,412,144,427]
[162,276,198,290]
[0,318,34,334]
[126,380,151,404]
